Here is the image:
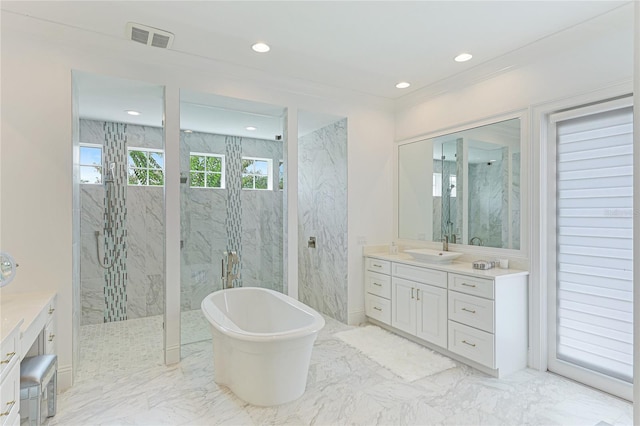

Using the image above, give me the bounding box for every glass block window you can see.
[80,143,103,184]
[189,153,225,188]
[278,160,284,191]
[242,157,272,190]
[128,148,164,186]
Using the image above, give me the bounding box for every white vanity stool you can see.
[19,354,57,426]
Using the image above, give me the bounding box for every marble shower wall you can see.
[298,118,348,323]
[180,132,284,311]
[79,119,165,325]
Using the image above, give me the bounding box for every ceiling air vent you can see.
[126,22,174,49]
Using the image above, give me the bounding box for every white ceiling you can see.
[6,1,632,137]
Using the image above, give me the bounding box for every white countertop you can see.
[366,252,529,279]
[0,291,56,349]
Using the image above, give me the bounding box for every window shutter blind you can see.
[555,105,633,383]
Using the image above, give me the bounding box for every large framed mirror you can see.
[397,113,525,251]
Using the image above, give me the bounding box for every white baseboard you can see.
[165,344,180,365]
[58,364,73,391]
[348,309,366,326]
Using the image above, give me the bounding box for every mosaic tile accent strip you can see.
[103,122,128,322]
[225,135,243,287]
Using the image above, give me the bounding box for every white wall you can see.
[394,4,634,370]
[0,13,395,388]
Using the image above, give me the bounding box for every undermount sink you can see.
[404,248,463,264]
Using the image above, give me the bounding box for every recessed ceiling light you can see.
[246,126,257,131]
[184,129,193,133]
[395,81,411,89]
[454,53,473,62]
[251,42,270,53]
[126,110,141,116]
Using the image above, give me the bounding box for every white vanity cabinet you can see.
[364,254,528,377]
[391,263,447,347]
[447,272,528,376]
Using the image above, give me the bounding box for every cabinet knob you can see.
[461,283,477,288]
[373,282,382,287]
[462,340,476,347]
[373,307,382,311]
[461,307,476,314]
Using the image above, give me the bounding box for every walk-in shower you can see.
[73,71,166,380]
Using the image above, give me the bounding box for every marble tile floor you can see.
[57,315,632,426]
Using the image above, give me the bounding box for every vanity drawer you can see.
[366,258,391,275]
[0,360,19,426]
[392,263,447,288]
[0,326,19,382]
[448,273,494,299]
[448,321,495,368]
[365,293,391,325]
[448,291,494,333]
[365,271,391,299]
[45,320,56,355]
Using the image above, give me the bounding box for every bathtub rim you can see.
[201,287,325,343]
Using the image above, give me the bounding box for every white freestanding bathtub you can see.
[201,287,325,406]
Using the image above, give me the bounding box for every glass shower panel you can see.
[179,90,286,348]
[73,71,165,376]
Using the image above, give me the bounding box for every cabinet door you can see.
[416,283,447,347]
[392,278,416,335]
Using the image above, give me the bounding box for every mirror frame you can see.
[393,110,529,259]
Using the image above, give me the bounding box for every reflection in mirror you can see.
[398,117,521,250]
[0,252,17,287]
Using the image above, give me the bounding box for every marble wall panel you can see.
[80,119,162,149]
[79,120,165,325]
[298,118,348,323]
[81,278,104,326]
[511,152,521,250]
[179,131,284,311]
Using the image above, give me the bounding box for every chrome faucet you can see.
[221,251,240,289]
[442,235,449,252]
[469,236,483,246]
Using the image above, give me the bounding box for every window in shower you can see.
[79,143,103,184]
[189,152,225,188]
[127,147,164,186]
[242,157,272,190]
[432,173,456,197]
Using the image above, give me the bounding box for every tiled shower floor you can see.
[60,314,632,425]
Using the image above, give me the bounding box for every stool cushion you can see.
[20,354,58,387]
